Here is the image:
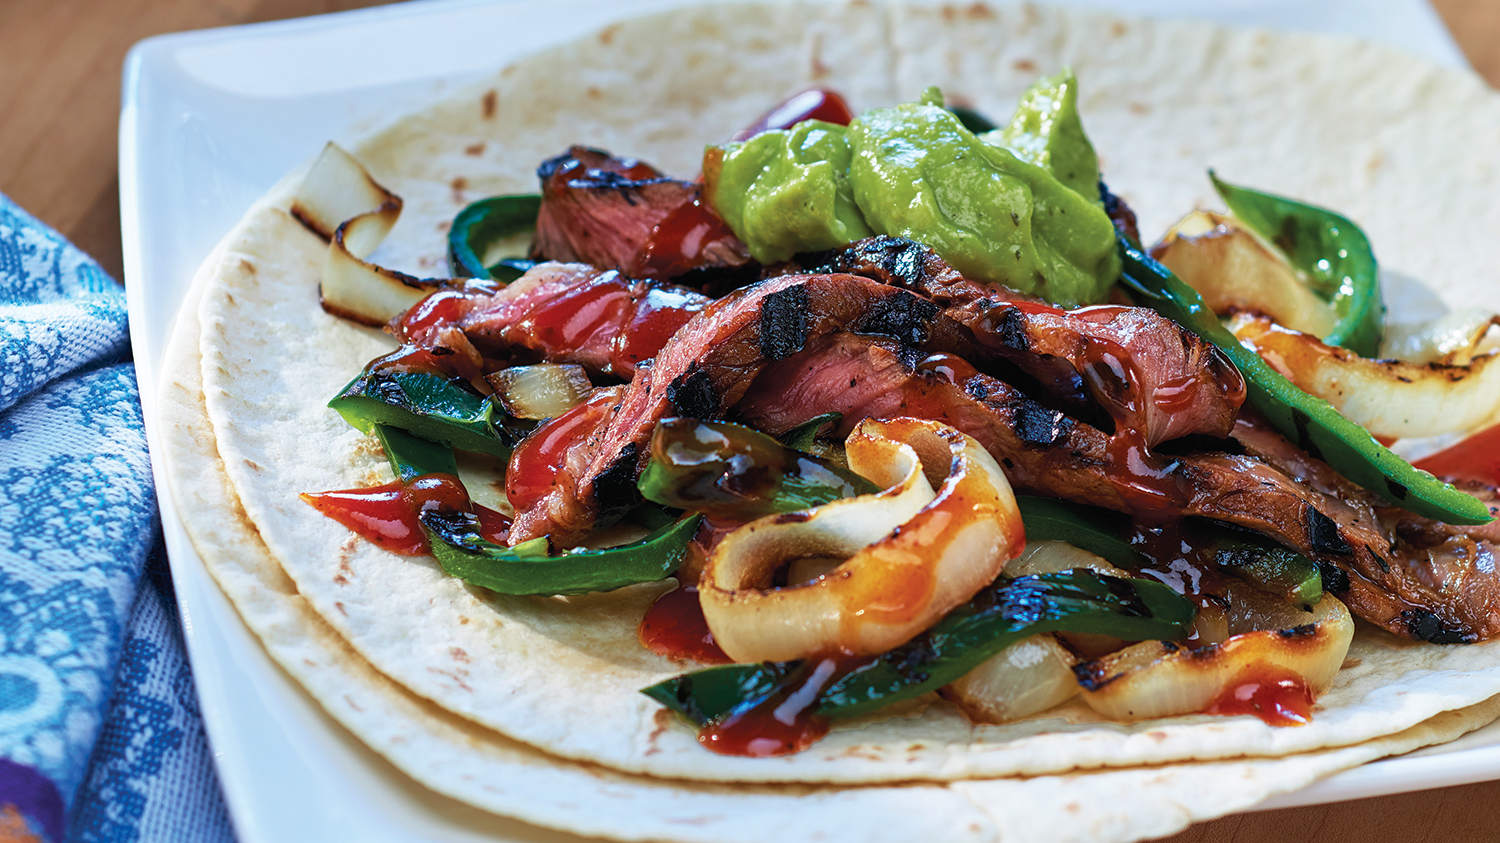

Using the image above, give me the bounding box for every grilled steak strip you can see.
[396,263,710,379]
[787,237,1246,444]
[532,146,749,280]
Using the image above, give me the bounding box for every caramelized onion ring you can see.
[700,418,1024,663]
[1074,590,1353,722]
[291,142,442,326]
[1231,313,1500,439]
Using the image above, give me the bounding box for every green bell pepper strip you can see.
[642,570,1194,724]
[1118,238,1491,525]
[1210,173,1384,357]
[330,366,525,459]
[447,194,542,282]
[376,423,700,596]
[638,419,879,520]
[1016,495,1146,568]
[1199,523,1322,609]
[1017,496,1321,606]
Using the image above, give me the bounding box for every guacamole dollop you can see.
[703,120,872,265]
[706,75,1121,307]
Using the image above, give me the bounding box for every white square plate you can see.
[120,1,1490,839]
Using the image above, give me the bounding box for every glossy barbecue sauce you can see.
[301,474,510,555]
[696,655,856,756]
[1205,664,1315,726]
[632,196,744,281]
[730,88,856,142]
[505,388,623,512]
[638,585,731,664]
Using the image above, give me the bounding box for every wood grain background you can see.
[3,1,1497,841]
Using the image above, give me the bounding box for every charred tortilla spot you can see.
[1013,398,1071,447]
[1402,608,1468,644]
[759,286,810,360]
[592,443,642,526]
[667,368,718,419]
[1305,507,1351,556]
[1316,559,1350,595]
[856,291,939,346]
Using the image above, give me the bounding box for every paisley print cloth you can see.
[0,194,234,842]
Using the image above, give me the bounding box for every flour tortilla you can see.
[161,217,1500,843]
[185,0,1500,788]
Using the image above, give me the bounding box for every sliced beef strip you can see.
[781,235,1033,308]
[507,269,1247,542]
[396,262,711,379]
[738,332,1500,642]
[1235,414,1500,642]
[780,237,1245,445]
[531,146,749,280]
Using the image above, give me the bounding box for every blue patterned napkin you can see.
[0,194,234,842]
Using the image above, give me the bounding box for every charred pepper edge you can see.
[329,366,525,459]
[1118,237,1491,526]
[642,570,1195,725]
[375,423,700,596]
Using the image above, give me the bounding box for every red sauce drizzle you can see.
[1414,420,1500,487]
[366,345,462,379]
[524,272,636,360]
[301,474,510,555]
[506,389,619,512]
[1205,663,1315,727]
[638,586,731,664]
[915,352,980,385]
[613,283,706,371]
[398,283,491,341]
[633,196,742,281]
[698,655,854,757]
[730,89,855,142]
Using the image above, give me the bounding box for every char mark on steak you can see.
[531,147,749,281]
[779,235,1033,308]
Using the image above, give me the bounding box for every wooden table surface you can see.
[4,1,1499,841]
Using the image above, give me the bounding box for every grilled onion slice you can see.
[942,634,1078,724]
[486,364,594,420]
[1231,313,1500,439]
[1074,587,1353,723]
[699,418,1024,663]
[291,142,443,326]
[1152,211,1338,340]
